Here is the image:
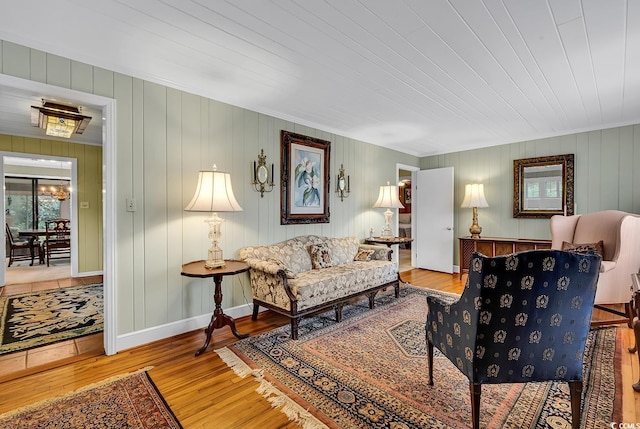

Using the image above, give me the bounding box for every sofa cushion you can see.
[288,260,398,311]
[325,236,360,265]
[239,239,312,273]
[309,243,332,269]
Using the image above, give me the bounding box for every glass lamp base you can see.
[205,259,225,269]
[205,241,225,269]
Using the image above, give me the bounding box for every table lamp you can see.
[185,165,243,269]
[460,183,489,238]
[373,181,404,237]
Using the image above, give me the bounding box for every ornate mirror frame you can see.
[513,154,574,218]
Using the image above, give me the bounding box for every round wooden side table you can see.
[181,259,250,356]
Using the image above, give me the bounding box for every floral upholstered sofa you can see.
[238,235,399,339]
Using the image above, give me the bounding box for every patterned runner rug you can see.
[218,286,621,429]
[0,368,182,428]
[0,283,103,355]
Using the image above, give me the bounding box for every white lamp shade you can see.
[373,183,405,209]
[185,170,243,212]
[460,183,489,208]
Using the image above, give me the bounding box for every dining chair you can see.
[5,223,38,267]
[43,218,71,267]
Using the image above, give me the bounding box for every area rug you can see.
[0,283,103,355]
[217,286,621,429]
[0,367,182,428]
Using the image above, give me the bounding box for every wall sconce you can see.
[336,164,350,201]
[252,149,274,198]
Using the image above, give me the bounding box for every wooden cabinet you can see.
[458,236,552,279]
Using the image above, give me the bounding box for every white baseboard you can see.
[115,302,260,353]
[453,265,460,273]
[77,270,103,278]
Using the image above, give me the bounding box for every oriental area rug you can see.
[0,283,103,355]
[0,368,182,428]
[217,286,621,429]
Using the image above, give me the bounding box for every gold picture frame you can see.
[513,154,574,218]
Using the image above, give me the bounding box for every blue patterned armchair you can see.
[426,250,601,429]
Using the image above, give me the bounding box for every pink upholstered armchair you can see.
[550,210,640,324]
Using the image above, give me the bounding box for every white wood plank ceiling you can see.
[0,0,638,156]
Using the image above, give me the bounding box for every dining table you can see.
[17,230,50,265]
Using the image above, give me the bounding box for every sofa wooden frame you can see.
[251,255,400,340]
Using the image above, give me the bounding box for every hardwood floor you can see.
[0,269,638,427]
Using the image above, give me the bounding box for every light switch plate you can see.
[126,198,137,212]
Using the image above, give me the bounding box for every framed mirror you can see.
[513,154,574,218]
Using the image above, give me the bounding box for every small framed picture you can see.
[404,187,412,204]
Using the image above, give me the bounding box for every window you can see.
[5,176,69,230]
[545,181,561,198]
[526,182,540,199]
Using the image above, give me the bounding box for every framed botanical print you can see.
[280,130,331,224]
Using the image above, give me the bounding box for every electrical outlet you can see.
[126,198,137,212]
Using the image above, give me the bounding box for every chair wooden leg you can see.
[469,383,481,429]
[427,341,434,386]
[568,381,582,429]
[251,303,259,321]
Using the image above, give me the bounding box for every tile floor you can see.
[0,274,104,381]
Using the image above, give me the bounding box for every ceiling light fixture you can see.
[31,100,92,139]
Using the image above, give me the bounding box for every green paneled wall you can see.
[0,134,103,272]
[421,125,640,265]
[1,40,419,336]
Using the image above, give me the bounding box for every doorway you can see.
[2,154,77,283]
[0,73,116,360]
[397,164,419,272]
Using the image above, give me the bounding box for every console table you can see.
[458,236,552,279]
[181,259,250,356]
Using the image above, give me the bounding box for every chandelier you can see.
[41,182,70,201]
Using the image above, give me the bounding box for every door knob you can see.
[446,227,453,230]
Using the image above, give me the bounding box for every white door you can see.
[416,167,454,273]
